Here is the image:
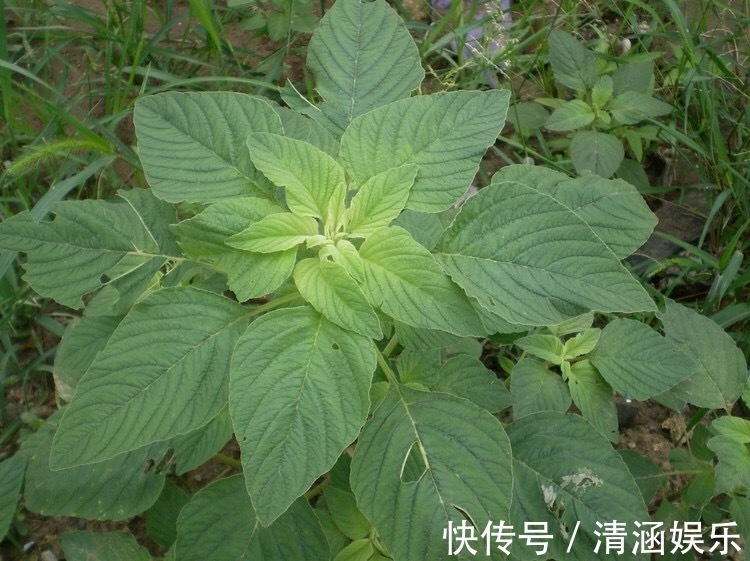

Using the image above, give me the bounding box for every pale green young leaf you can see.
[570,130,624,178]
[711,416,750,443]
[293,258,382,339]
[507,412,648,561]
[567,360,618,442]
[591,76,614,109]
[516,334,565,364]
[609,91,673,124]
[174,475,330,561]
[0,455,25,541]
[548,30,599,91]
[511,358,571,418]
[359,226,485,336]
[229,307,375,524]
[493,166,657,259]
[659,299,747,409]
[326,239,365,282]
[50,288,248,469]
[435,173,655,326]
[307,0,423,132]
[62,532,152,561]
[323,487,371,540]
[350,386,513,561]
[347,164,418,238]
[247,133,347,221]
[334,539,374,561]
[706,435,750,492]
[134,92,283,202]
[544,99,595,131]
[434,354,512,413]
[563,328,601,359]
[21,415,166,519]
[0,190,177,309]
[171,407,233,475]
[340,90,510,212]
[547,312,595,337]
[589,319,698,400]
[171,198,296,300]
[227,213,320,253]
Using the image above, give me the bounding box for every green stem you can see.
[245,292,302,319]
[214,453,242,469]
[373,342,399,387]
[382,333,399,357]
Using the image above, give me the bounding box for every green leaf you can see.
[50,287,248,468]
[563,328,601,359]
[507,102,549,135]
[174,475,330,560]
[247,133,346,222]
[435,170,655,326]
[567,360,618,442]
[230,307,375,524]
[171,198,296,301]
[294,258,382,338]
[359,226,484,336]
[21,415,166,519]
[591,76,614,109]
[324,486,372,540]
[712,415,750,443]
[347,164,418,238]
[493,166,657,259]
[351,386,513,561]
[511,358,571,417]
[516,334,565,364]
[617,450,663,505]
[433,354,512,413]
[570,130,624,178]
[61,532,152,561]
[53,312,124,403]
[276,105,340,156]
[544,100,595,131]
[340,90,510,212]
[0,190,177,308]
[507,412,648,561]
[171,407,233,475]
[0,455,25,541]
[548,30,599,91]
[392,209,450,251]
[706,435,750,492]
[307,0,423,132]
[589,318,698,400]
[609,91,673,124]
[659,299,748,409]
[146,479,190,548]
[134,92,283,202]
[227,212,321,253]
[612,61,654,95]
[334,539,374,561]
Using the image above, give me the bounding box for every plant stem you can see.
[373,342,399,387]
[214,453,242,469]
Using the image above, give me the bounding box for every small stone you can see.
[41,551,59,561]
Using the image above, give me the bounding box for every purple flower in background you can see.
[431,0,512,86]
